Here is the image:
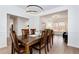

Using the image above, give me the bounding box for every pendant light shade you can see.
[26,5,43,14]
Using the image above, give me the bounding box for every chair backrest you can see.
[46,29,52,42]
[30,29,36,35]
[49,30,52,36]
[22,29,29,39]
[40,30,48,45]
[10,31,19,52]
[51,30,54,36]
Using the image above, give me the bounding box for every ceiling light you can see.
[52,14,61,18]
[26,5,43,15]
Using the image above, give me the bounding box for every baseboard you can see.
[67,43,79,48]
[0,42,7,48]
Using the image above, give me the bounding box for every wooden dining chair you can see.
[31,30,48,54]
[46,29,53,52]
[51,30,54,45]
[10,31,25,54]
[30,29,36,35]
[22,29,29,40]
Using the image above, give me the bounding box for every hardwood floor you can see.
[0,35,79,54]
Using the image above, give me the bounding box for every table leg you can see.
[25,44,30,54]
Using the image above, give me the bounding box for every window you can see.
[53,22,66,32]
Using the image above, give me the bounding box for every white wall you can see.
[7,14,29,37]
[29,15,40,34]
[7,14,14,38]
[0,5,28,48]
[0,11,7,48]
[16,17,29,36]
[68,6,79,48]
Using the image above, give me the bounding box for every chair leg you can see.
[47,43,49,52]
[50,39,52,48]
[30,49,33,54]
[50,43,52,48]
[47,39,49,52]
[11,43,15,54]
[11,47,14,54]
[52,39,53,45]
[12,48,15,54]
[45,46,47,54]
[52,35,53,45]
[39,49,41,54]
[30,47,33,54]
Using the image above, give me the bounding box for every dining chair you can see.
[31,30,48,54]
[46,29,53,52]
[22,29,29,40]
[51,30,54,45]
[30,29,36,35]
[10,31,25,54]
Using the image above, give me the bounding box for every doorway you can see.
[40,10,68,47]
[40,10,68,36]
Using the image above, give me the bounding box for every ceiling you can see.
[17,5,61,11]
[41,10,68,23]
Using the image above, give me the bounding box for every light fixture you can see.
[26,5,43,14]
[52,14,61,19]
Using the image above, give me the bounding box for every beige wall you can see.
[40,10,68,33]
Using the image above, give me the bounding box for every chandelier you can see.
[26,5,43,14]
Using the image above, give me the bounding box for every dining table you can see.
[18,35,41,54]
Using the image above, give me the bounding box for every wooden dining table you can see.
[18,35,41,54]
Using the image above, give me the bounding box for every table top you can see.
[18,35,41,46]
